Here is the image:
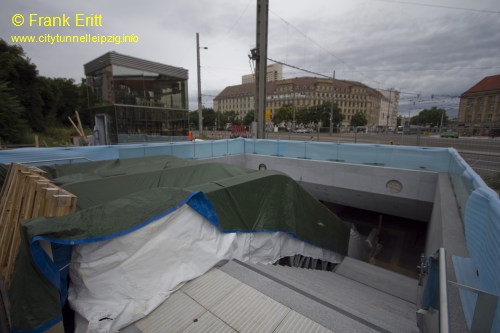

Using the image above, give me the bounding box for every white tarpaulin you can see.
[69,204,343,332]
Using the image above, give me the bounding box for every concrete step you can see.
[335,256,418,304]
[221,260,420,333]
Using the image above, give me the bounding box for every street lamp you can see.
[196,32,208,136]
[329,70,335,136]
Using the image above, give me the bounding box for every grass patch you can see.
[37,127,76,147]
[484,173,500,195]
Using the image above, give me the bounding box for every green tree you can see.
[202,107,216,128]
[76,79,94,128]
[410,107,448,127]
[328,102,344,127]
[0,81,28,143]
[272,105,293,125]
[221,110,238,125]
[309,103,330,125]
[243,110,254,126]
[0,40,44,132]
[53,78,80,123]
[296,102,343,128]
[189,110,199,129]
[350,112,368,127]
[38,77,80,125]
[189,108,214,129]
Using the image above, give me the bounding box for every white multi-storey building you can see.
[377,88,400,129]
[214,76,399,129]
[242,64,283,84]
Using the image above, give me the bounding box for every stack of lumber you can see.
[0,163,77,290]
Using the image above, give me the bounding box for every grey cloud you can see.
[1,0,499,112]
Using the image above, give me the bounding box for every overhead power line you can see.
[209,0,253,47]
[267,57,331,78]
[269,10,352,70]
[374,0,500,14]
[269,9,387,86]
[270,2,499,90]
[343,66,500,73]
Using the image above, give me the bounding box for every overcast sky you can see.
[2,0,499,115]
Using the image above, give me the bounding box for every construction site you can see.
[0,138,498,333]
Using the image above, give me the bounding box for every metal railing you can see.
[439,248,449,333]
[20,157,94,165]
[448,280,498,332]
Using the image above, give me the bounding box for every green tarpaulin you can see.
[7,156,350,332]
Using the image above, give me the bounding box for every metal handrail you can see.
[20,157,94,165]
[441,245,498,333]
[448,281,498,332]
[439,248,449,333]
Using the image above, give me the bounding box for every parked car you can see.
[440,130,459,138]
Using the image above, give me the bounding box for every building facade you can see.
[377,88,400,129]
[214,76,398,129]
[84,52,189,143]
[242,63,283,84]
[458,74,500,136]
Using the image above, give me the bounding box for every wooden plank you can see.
[75,111,85,139]
[18,175,42,223]
[53,188,77,216]
[0,163,77,297]
[53,195,75,216]
[0,165,48,284]
[0,165,22,231]
[31,181,51,218]
[0,168,25,272]
[23,165,46,178]
[0,165,18,275]
[43,188,60,217]
[21,175,45,220]
[0,163,15,205]
[10,171,31,222]
[3,171,32,288]
[68,116,84,137]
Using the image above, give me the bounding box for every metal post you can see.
[329,70,335,136]
[254,0,269,139]
[293,96,296,132]
[196,33,207,137]
[386,89,392,131]
[439,109,445,134]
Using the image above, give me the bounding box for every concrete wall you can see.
[418,173,468,333]
[213,154,437,222]
[212,154,469,333]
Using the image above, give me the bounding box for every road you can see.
[266,131,500,154]
[264,131,500,182]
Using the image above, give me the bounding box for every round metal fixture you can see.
[386,180,403,193]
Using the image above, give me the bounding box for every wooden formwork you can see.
[0,163,77,290]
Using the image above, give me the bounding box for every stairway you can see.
[220,258,420,333]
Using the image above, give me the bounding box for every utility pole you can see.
[329,70,335,136]
[254,0,269,139]
[196,33,207,137]
[386,88,392,131]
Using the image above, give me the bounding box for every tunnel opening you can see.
[322,201,428,278]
